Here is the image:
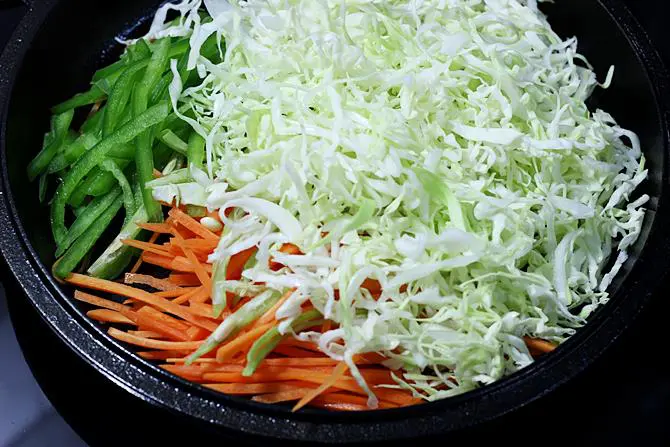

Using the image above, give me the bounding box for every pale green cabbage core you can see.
[147,0,648,405]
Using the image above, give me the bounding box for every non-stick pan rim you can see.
[1,0,669,442]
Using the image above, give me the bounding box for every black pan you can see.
[1,0,669,444]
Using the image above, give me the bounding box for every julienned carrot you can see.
[254,289,295,326]
[168,273,201,286]
[87,309,134,324]
[124,273,179,291]
[137,305,192,332]
[215,322,276,362]
[227,246,257,280]
[142,252,213,274]
[108,328,204,350]
[524,337,557,354]
[130,232,160,273]
[138,350,191,360]
[171,229,212,289]
[74,290,129,313]
[129,330,163,338]
[120,307,190,342]
[293,362,348,411]
[137,222,175,234]
[122,239,173,257]
[272,345,321,358]
[168,207,220,242]
[205,382,315,395]
[169,237,218,251]
[67,273,218,331]
[254,388,322,404]
[156,287,196,298]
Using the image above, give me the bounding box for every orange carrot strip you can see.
[129,330,163,338]
[86,309,134,325]
[122,239,173,257]
[254,289,295,326]
[169,238,218,251]
[138,350,190,360]
[188,301,223,319]
[188,286,211,304]
[171,230,212,290]
[168,273,201,287]
[524,337,557,354]
[254,388,320,404]
[124,273,179,291]
[155,287,196,298]
[168,208,219,242]
[108,328,204,350]
[130,232,161,274]
[120,308,190,342]
[137,305,192,332]
[171,286,204,305]
[74,290,129,313]
[141,252,213,274]
[215,322,276,362]
[227,247,257,280]
[137,222,175,234]
[67,274,217,332]
[279,338,322,353]
[186,326,210,341]
[204,382,314,395]
[293,362,348,411]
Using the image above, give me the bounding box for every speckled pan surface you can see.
[1,0,669,443]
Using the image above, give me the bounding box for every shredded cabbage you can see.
[149,0,648,404]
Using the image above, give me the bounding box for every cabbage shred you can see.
[146,0,647,405]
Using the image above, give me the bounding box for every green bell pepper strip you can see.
[50,101,169,246]
[134,38,171,223]
[101,160,136,226]
[27,109,75,180]
[55,188,123,257]
[243,309,323,376]
[51,86,106,114]
[38,174,48,204]
[87,205,149,279]
[53,193,124,278]
[187,132,206,169]
[158,129,189,155]
[102,66,144,137]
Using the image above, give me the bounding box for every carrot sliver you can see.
[129,330,163,339]
[120,309,190,342]
[108,328,204,350]
[186,326,210,341]
[205,382,315,395]
[293,362,348,411]
[227,247,257,280]
[188,286,211,304]
[74,290,129,313]
[254,388,317,404]
[168,208,219,242]
[137,305,192,332]
[523,337,557,354]
[124,273,179,291]
[171,286,204,305]
[168,273,201,287]
[137,222,175,234]
[122,239,173,257]
[67,274,217,332]
[86,309,134,325]
[155,287,196,298]
[255,289,294,326]
[138,350,191,360]
[171,230,212,290]
[142,252,213,274]
[272,345,322,358]
[215,322,275,362]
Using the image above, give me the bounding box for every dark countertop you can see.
[1,1,670,446]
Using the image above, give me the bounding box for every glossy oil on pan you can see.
[1,0,669,444]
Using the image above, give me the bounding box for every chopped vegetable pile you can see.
[31,0,648,410]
